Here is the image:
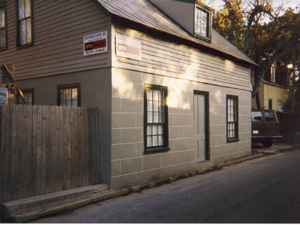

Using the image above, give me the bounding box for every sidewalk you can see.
[0,143,295,223]
[252,143,294,155]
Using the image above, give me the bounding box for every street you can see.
[33,150,300,223]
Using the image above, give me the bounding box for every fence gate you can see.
[0,104,101,202]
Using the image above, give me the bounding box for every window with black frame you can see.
[144,84,169,153]
[58,84,80,107]
[227,95,239,142]
[194,4,211,42]
[17,0,32,46]
[0,3,6,50]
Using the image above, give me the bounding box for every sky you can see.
[206,0,300,12]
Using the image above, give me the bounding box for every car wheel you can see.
[262,140,273,147]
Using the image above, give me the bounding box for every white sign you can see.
[83,31,108,56]
[0,88,8,105]
[116,34,141,60]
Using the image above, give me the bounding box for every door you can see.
[193,91,209,161]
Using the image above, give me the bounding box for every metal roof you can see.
[98,0,257,66]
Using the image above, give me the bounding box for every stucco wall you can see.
[111,68,252,189]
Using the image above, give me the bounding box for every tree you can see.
[213,0,300,99]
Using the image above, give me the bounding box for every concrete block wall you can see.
[111,68,252,189]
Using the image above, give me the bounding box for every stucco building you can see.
[0,0,256,190]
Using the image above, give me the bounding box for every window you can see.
[252,112,262,122]
[264,111,275,121]
[57,84,80,107]
[227,95,239,142]
[268,99,273,110]
[194,4,211,42]
[0,2,6,50]
[270,64,276,83]
[144,84,169,153]
[18,88,34,105]
[23,89,34,105]
[17,0,32,47]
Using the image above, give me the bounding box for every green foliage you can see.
[213,0,300,98]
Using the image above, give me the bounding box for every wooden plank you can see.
[70,107,77,189]
[11,105,22,200]
[45,106,52,194]
[55,106,63,192]
[21,105,29,199]
[51,106,58,193]
[77,107,83,187]
[5,105,13,202]
[61,106,69,190]
[82,107,89,186]
[66,107,72,190]
[30,105,38,198]
[88,108,100,185]
[36,105,45,196]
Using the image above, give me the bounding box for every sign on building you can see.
[0,88,8,105]
[83,31,108,56]
[116,34,141,60]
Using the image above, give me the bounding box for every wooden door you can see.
[194,92,209,161]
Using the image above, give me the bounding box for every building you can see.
[0,0,257,190]
[251,63,291,112]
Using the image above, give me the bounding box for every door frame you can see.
[194,90,210,161]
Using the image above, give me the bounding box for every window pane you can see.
[26,18,31,43]
[147,125,152,135]
[153,112,159,123]
[265,112,275,121]
[0,30,5,48]
[147,112,153,123]
[18,0,25,19]
[147,136,152,147]
[72,88,78,100]
[0,9,5,28]
[158,135,163,146]
[252,112,262,121]
[153,90,159,101]
[152,125,158,135]
[153,101,158,112]
[19,20,26,45]
[65,89,71,100]
[158,125,163,134]
[152,136,158,146]
[147,101,152,112]
[147,89,152,100]
[25,0,31,17]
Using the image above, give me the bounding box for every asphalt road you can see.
[33,150,300,223]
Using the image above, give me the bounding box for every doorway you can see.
[193,91,209,161]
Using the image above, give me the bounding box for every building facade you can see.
[0,0,256,190]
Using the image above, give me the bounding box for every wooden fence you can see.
[0,104,101,203]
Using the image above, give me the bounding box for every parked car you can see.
[251,109,281,147]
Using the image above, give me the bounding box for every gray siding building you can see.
[0,0,256,191]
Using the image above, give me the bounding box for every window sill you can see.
[194,33,211,43]
[17,43,34,50]
[144,147,170,154]
[227,138,240,143]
